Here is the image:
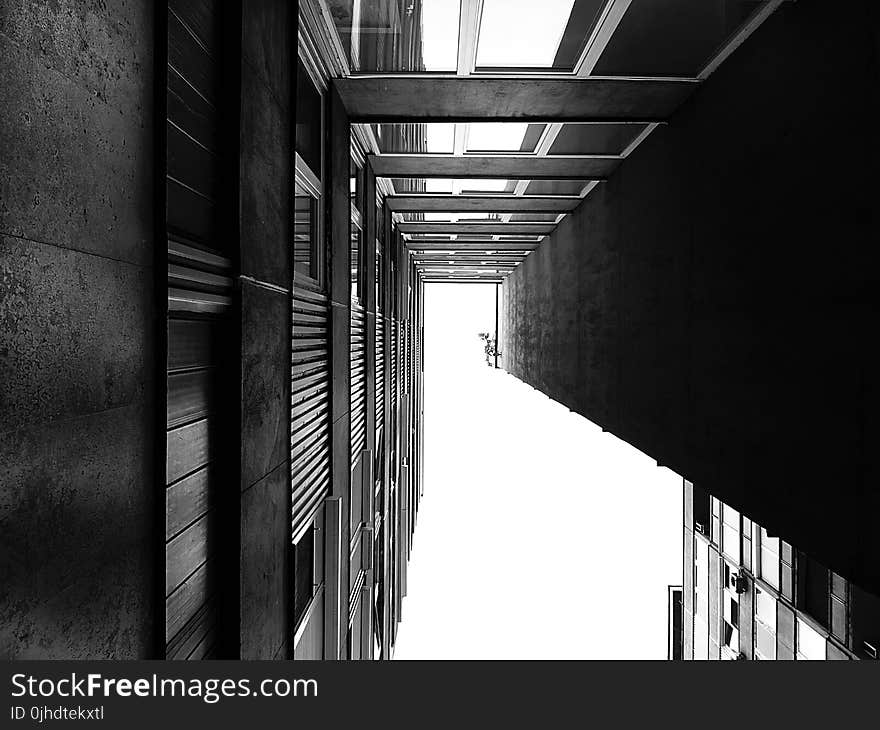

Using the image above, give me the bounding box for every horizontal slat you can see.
[166,512,214,596]
[167,368,214,428]
[165,559,212,644]
[166,418,211,484]
[166,466,211,540]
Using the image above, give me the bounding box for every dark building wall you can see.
[501,1,880,592]
[0,1,156,657]
[238,0,294,660]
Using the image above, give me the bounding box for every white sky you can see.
[393,284,683,659]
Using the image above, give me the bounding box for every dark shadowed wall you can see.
[501,0,880,592]
[0,0,156,657]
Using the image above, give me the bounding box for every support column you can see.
[325,83,352,660]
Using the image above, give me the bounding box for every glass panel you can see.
[548,123,648,155]
[294,181,319,281]
[476,0,580,69]
[296,60,322,176]
[592,0,771,78]
[374,123,455,154]
[459,179,514,194]
[760,527,780,589]
[351,221,362,302]
[510,213,560,223]
[796,617,826,660]
[293,531,314,628]
[329,0,460,73]
[693,536,709,660]
[523,180,585,196]
[466,123,545,153]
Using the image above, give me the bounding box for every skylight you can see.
[475,0,576,68]
[466,123,529,152]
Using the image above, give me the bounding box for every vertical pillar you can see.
[325,83,351,660]
[380,205,394,659]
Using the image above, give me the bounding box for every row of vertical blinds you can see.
[291,274,331,544]
[376,314,385,432]
[350,303,367,465]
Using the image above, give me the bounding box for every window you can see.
[465,123,545,153]
[754,586,777,660]
[796,617,826,660]
[693,535,709,660]
[721,504,740,564]
[760,527,780,590]
[296,60,322,176]
[295,59,323,286]
[294,178,319,281]
[293,530,315,630]
[350,158,365,304]
[475,0,589,70]
[331,0,460,73]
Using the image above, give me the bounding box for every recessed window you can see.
[294,181,319,281]
[293,530,314,630]
[295,60,322,176]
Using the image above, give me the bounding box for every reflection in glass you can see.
[328,0,459,73]
[374,123,455,154]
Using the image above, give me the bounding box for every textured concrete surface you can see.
[239,57,290,290]
[237,0,293,660]
[240,281,290,492]
[502,1,880,592]
[239,462,288,660]
[0,0,155,658]
[0,2,152,265]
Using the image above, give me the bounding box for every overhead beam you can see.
[386,195,580,213]
[371,155,616,180]
[398,222,555,235]
[412,252,527,259]
[335,77,697,123]
[408,241,538,256]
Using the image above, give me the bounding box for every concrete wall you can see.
[501,1,880,592]
[238,0,294,660]
[0,0,156,657]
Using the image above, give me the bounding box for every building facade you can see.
[679,482,880,660]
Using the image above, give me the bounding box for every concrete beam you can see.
[398,222,555,235]
[406,241,540,251]
[335,77,697,122]
[371,154,616,180]
[387,196,580,213]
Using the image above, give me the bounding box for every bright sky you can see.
[392,284,684,659]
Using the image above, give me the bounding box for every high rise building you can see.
[678,482,880,660]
